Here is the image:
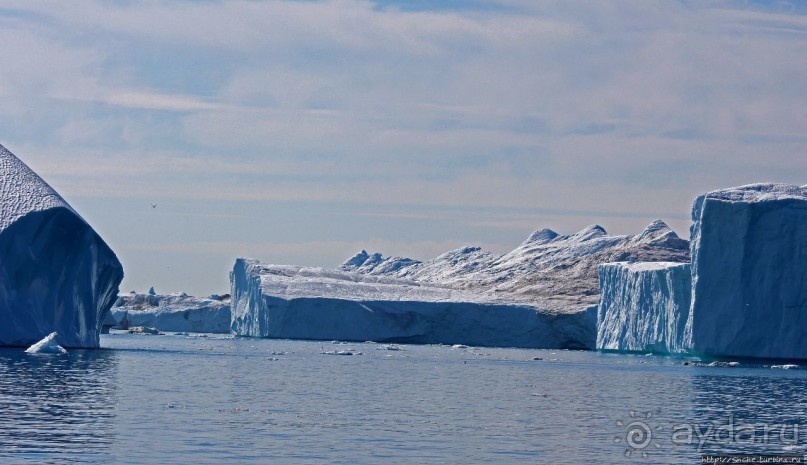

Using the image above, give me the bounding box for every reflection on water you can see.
[0,349,118,464]
[689,373,807,455]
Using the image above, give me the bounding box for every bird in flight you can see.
[151,204,157,209]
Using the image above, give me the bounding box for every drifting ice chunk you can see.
[25,332,67,354]
[688,183,807,360]
[597,262,691,354]
[0,145,123,348]
[771,364,799,370]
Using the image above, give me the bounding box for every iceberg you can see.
[232,220,688,349]
[597,262,691,354]
[230,259,597,349]
[596,183,807,360]
[0,144,123,348]
[25,332,67,354]
[110,292,230,333]
[687,183,807,360]
[340,219,690,314]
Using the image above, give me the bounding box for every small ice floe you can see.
[25,332,67,355]
[771,364,799,370]
[128,326,161,335]
[708,361,740,368]
[376,344,401,351]
[682,361,739,367]
[321,350,359,356]
[451,344,469,349]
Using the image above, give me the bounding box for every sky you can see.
[0,0,805,296]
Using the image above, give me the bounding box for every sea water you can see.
[1,334,806,464]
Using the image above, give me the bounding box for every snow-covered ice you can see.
[0,144,123,348]
[230,258,598,349]
[230,220,688,349]
[597,261,691,354]
[111,292,231,333]
[339,219,689,314]
[25,332,67,354]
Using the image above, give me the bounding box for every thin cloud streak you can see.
[0,0,804,294]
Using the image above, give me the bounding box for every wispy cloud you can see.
[0,0,805,293]
[101,91,219,112]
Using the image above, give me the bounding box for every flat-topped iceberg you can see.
[0,144,123,348]
[597,183,807,360]
[232,220,689,349]
[597,262,691,354]
[111,291,230,333]
[687,183,807,360]
[230,259,596,349]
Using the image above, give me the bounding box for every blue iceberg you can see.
[0,144,123,348]
[597,183,807,360]
[687,183,807,360]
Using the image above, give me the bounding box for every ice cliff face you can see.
[0,145,123,348]
[597,183,807,360]
[597,262,691,354]
[232,220,687,349]
[230,259,596,349]
[340,219,689,313]
[111,292,231,333]
[687,183,807,360]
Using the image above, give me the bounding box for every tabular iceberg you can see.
[597,262,691,354]
[596,183,807,360]
[111,291,231,333]
[231,220,689,349]
[687,183,807,360]
[0,144,123,348]
[230,259,596,349]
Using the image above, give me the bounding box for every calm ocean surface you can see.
[1,333,806,464]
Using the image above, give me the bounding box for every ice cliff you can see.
[111,291,230,333]
[597,262,691,354]
[230,259,596,349]
[597,183,807,360]
[687,183,807,360]
[230,221,688,348]
[0,144,123,348]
